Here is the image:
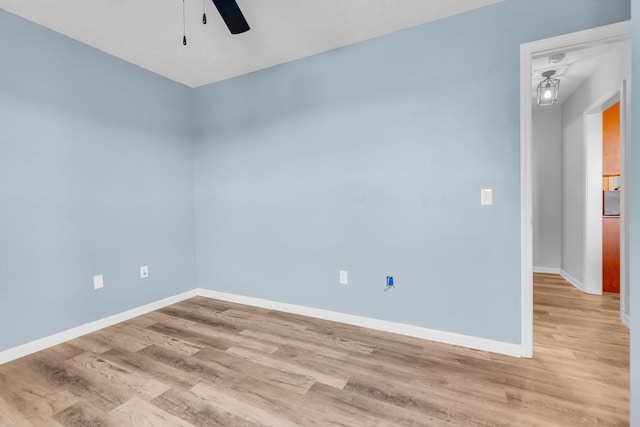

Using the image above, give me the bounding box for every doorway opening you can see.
[584,90,626,297]
[520,21,630,357]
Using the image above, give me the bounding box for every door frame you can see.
[520,21,630,357]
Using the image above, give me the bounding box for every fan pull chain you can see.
[182,0,187,45]
[202,0,207,24]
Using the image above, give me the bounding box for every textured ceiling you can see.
[0,0,503,87]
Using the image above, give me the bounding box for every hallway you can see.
[531,273,628,424]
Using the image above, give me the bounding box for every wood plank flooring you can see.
[0,273,629,426]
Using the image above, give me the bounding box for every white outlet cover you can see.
[93,274,104,290]
[339,271,348,285]
[481,189,493,206]
[140,265,149,279]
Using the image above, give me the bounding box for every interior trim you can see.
[519,20,631,360]
[560,269,587,293]
[533,267,562,274]
[0,287,524,365]
[198,289,524,358]
[0,290,198,365]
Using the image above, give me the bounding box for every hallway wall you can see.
[532,106,562,271]
[561,42,630,286]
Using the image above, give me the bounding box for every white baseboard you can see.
[560,270,587,293]
[622,314,630,328]
[0,286,525,366]
[0,290,197,365]
[533,266,561,274]
[196,289,523,358]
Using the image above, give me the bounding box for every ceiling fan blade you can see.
[211,0,250,34]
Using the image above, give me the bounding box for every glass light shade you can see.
[537,77,560,106]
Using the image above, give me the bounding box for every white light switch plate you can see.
[481,189,493,206]
[93,274,104,290]
[140,265,149,279]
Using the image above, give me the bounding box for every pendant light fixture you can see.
[537,70,560,106]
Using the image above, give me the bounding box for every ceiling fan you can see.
[209,0,250,34]
[183,0,249,45]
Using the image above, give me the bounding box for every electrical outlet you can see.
[481,189,493,205]
[93,274,104,290]
[339,271,348,285]
[140,265,149,279]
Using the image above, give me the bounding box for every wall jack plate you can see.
[140,265,149,279]
[385,276,394,291]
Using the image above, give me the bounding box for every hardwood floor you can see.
[0,273,629,426]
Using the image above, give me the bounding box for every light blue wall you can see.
[0,0,634,405]
[0,10,197,352]
[193,0,630,344]
[630,1,639,424]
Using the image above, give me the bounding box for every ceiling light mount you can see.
[537,70,560,106]
[548,53,566,64]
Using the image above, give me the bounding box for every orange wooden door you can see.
[603,102,620,176]
[602,102,620,294]
[602,217,620,293]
